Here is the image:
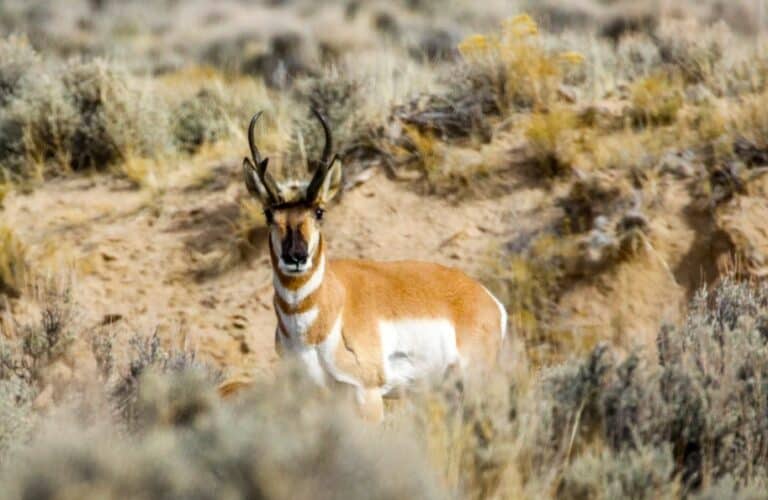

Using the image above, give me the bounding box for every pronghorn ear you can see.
[317,157,342,204]
[243,157,269,205]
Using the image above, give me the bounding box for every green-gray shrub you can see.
[60,59,172,170]
[171,87,232,154]
[558,446,678,500]
[0,36,39,107]
[535,278,768,495]
[0,39,172,177]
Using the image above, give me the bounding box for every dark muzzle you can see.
[281,227,308,265]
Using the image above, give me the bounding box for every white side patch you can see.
[276,305,319,338]
[307,230,319,259]
[378,318,459,396]
[483,286,508,341]
[274,255,325,305]
[316,316,366,403]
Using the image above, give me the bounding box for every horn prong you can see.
[245,111,282,205]
[310,107,333,165]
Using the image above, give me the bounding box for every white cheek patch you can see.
[378,318,460,396]
[307,229,319,257]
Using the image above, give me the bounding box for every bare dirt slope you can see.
[3,165,546,379]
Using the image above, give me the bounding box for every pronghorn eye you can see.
[264,209,274,224]
[314,207,325,220]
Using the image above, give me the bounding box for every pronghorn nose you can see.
[282,228,308,265]
[284,250,308,265]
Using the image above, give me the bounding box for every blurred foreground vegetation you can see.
[2,278,768,498]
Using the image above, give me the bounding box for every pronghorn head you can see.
[243,108,342,276]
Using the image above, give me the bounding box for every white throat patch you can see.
[274,255,325,306]
[276,304,319,338]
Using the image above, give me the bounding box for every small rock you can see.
[100,314,122,325]
[557,84,578,104]
[660,151,697,178]
[101,251,117,262]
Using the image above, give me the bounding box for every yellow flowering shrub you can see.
[458,14,584,110]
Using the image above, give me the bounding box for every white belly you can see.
[378,318,460,396]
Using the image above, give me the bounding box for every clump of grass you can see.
[629,72,683,127]
[559,445,679,499]
[393,14,584,156]
[0,375,35,465]
[0,285,77,462]
[400,124,443,181]
[6,287,77,388]
[110,332,215,431]
[614,34,662,82]
[0,225,28,298]
[729,90,768,158]
[488,233,569,362]
[525,107,579,176]
[654,21,726,86]
[395,92,496,142]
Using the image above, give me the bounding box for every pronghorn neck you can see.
[271,235,340,344]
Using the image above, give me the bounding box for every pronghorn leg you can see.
[356,388,384,422]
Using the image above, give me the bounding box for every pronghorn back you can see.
[332,259,505,353]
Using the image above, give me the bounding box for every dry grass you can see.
[0,225,28,299]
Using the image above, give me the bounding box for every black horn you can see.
[304,107,336,203]
[311,107,333,166]
[245,112,282,205]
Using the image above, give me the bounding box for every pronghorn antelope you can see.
[239,108,507,419]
